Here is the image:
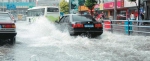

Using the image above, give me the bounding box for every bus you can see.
[26,6,60,22]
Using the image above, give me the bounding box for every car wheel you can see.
[8,37,16,45]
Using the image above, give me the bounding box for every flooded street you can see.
[0,17,150,61]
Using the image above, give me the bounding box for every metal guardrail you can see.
[103,20,150,36]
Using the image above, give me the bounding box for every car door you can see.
[58,16,67,31]
[62,16,70,32]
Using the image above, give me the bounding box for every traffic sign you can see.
[7,4,16,10]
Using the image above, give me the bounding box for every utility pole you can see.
[114,0,117,20]
[2,0,4,12]
[138,0,141,20]
[69,0,72,14]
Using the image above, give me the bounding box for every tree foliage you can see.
[84,0,97,15]
[59,0,69,14]
[84,0,97,10]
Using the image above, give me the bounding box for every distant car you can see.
[0,12,17,45]
[55,14,103,38]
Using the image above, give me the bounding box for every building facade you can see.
[0,0,35,20]
[96,0,150,21]
[37,0,60,6]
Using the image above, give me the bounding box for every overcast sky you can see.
[66,0,69,2]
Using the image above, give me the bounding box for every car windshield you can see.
[0,13,11,21]
[72,15,96,22]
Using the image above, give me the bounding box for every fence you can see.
[103,20,150,36]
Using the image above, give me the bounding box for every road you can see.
[0,17,150,61]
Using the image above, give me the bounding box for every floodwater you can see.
[0,17,150,61]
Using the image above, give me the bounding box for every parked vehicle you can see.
[0,12,17,45]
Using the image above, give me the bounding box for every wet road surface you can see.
[0,17,150,61]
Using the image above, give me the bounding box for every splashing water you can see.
[14,16,150,61]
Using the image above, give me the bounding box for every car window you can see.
[72,15,96,22]
[63,16,70,23]
[0,13,11,21]
[59,16,66,23]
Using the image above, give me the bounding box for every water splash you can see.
[15,16,150,61]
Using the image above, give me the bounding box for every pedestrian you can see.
[137,13,143,25]
[130,12,135,20]
[130,12,136,24]
[93,11,98,19]
[101,12,105,19]
[100,12,105,23]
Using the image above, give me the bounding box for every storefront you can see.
[103,0,125,20]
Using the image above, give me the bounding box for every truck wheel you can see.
[8,37,16,45]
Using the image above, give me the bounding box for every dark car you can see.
[55,14,103,38]
[0,12,17,45]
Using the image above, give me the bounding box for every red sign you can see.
[104,0,124,9]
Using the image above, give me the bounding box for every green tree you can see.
[59,0,69,14]
[84,0,97,15]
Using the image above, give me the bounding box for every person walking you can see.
[130,12,135,20]
[129,12,135,32]
[137,13,144,25]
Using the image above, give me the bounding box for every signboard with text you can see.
[103,0,124,9]
[7,4,16,10]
